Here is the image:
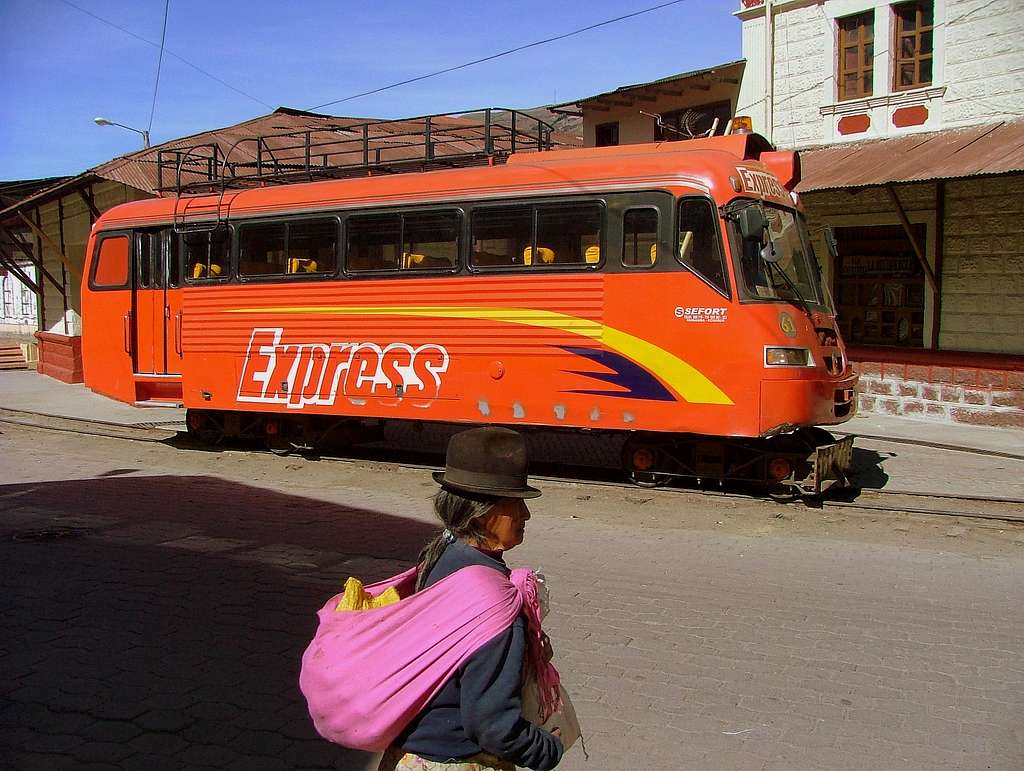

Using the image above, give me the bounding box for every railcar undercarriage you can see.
[186,408,853,497]
[621,427,854,496]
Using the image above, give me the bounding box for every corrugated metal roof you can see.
[551,60,746,109]
[94,107,481,192]
[797,120,1024,192]
[0,107,579,219]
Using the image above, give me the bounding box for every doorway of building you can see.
[833,224,926,347]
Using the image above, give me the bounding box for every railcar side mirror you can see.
[737,206,767,242]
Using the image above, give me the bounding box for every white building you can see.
[0,265,39,336]
[735,0,1024,428]
[736,0,1023,146]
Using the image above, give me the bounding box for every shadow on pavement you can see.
[0,475,436,563]
[848,447,893,490]
[0,475,437,770]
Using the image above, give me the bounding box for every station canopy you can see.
[797,119,1024,193]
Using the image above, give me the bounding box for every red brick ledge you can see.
[33,331,83,384]
[849,347,1024,390]
[847,346,1024,370]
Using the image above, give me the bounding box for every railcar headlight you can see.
[765,347,813,366]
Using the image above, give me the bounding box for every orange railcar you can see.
[81,132,857,493]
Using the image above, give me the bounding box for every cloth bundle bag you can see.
[299,564,561,752]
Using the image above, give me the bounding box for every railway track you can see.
[3,407,1022,524]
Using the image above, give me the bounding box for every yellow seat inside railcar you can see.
[402,252,429,269]
[523,246,556,265]
[191,262,223,278]
[287,257,318,273]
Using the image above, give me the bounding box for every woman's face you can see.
[480,497,531,551]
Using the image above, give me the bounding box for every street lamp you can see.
[94,117,150,149]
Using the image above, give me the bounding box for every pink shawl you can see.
[299,564,560,752]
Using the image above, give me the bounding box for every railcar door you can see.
[132,228,182,375]
[81,231,136,403]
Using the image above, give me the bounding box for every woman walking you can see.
[382,426,563,771]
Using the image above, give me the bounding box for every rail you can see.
[156,108,558,197]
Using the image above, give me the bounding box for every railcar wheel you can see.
[622,437,674,488]
[263,417,295,456]
[186,410,225,446]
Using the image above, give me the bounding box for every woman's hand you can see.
[541,632,554,662]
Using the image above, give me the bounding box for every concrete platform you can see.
[0,370,186,429]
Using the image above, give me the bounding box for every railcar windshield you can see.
[727,202,832,313]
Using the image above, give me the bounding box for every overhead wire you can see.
[57,0,273,110]
[146,0,170,135]
[306,0,692,111]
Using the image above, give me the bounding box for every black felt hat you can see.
[432,427,542,499]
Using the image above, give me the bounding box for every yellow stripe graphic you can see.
[225,305,733,405]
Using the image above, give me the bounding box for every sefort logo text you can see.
[675,306,728,323]
[237,327,450,409]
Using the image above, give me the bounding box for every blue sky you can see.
[0,0,739,180]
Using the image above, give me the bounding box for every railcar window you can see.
[402,211,459,270]
[677,199,728,295]
[136,231,160,288]
[623,208,659,267]
[471,202,603,268]
[536,204,601,265]
[183,229,229,281]
[92,235,130,288]
[289,219,338,274]
[167,232,181,288]
[471,206,532,267]
[347,214,401,272]
[239,223,286,276]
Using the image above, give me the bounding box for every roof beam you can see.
[2,226,63,291]
[18,212,82,280]
[886,184,939,296]
[78,187,101,221]
[0,242,41,295]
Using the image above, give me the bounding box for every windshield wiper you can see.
[763,258,813,317]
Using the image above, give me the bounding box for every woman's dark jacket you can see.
[394,541,563,770]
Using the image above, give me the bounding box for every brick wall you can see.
[941,174,1024,354]
[854,360,1024,428]
[35,330,83,384]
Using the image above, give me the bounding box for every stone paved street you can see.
[2,422,1023,770]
